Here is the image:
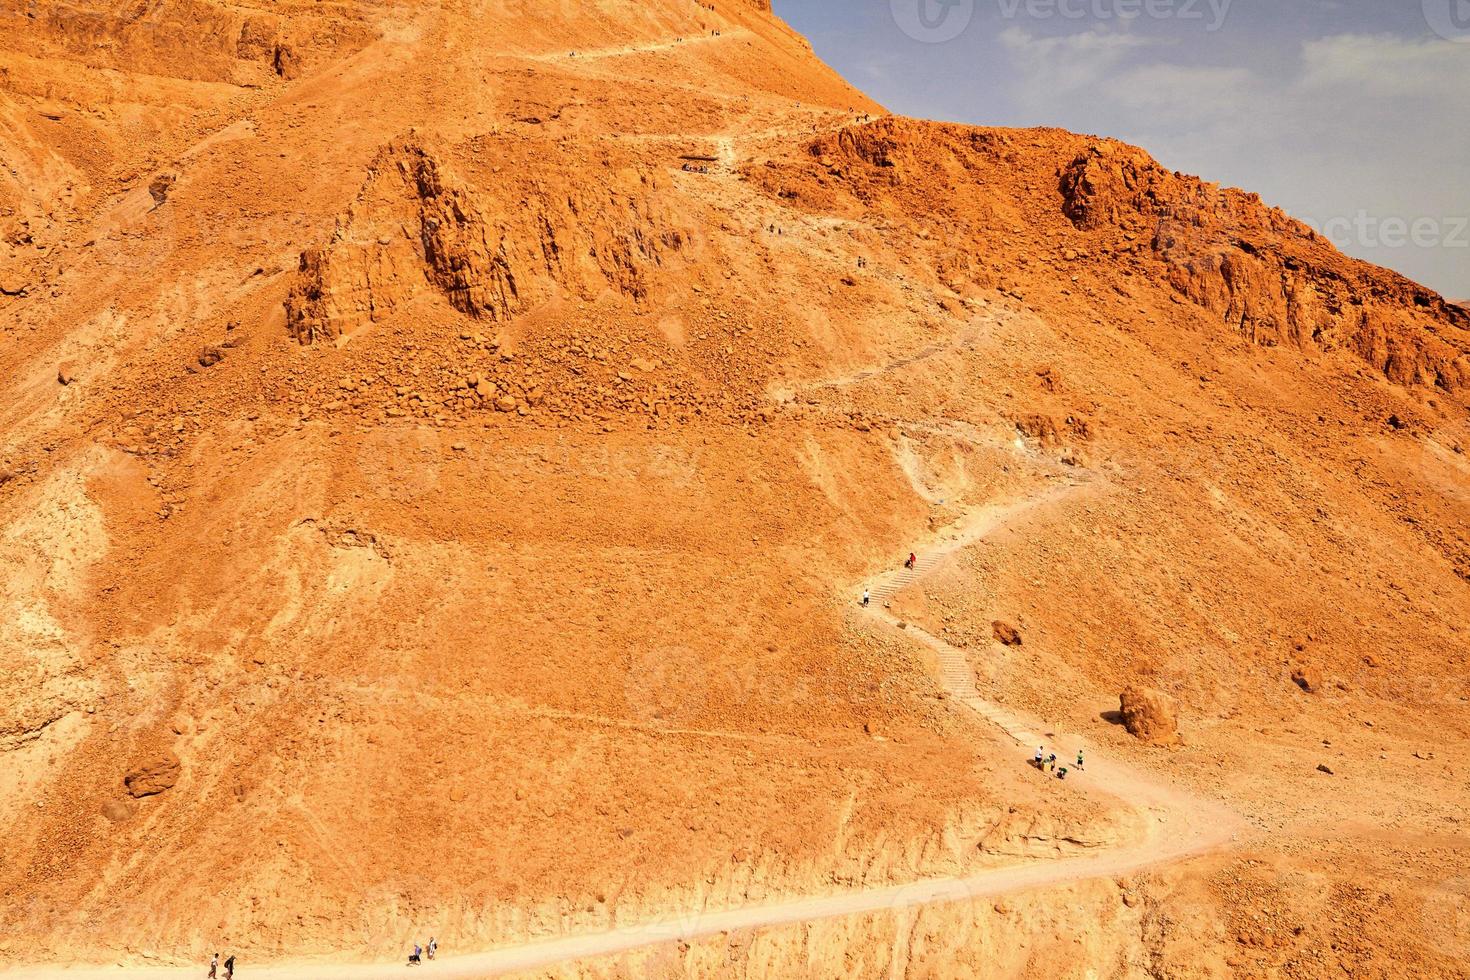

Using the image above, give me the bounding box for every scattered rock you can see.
[197,346,225,368]
[101,799,134,823]
[148,173,176,208]
[124,752,181,798]
[1316,763,1335,776]
[57,362,78,385]
[1118,685,1179,745]
[1291,665,1322,694]
[991,621,1023,646]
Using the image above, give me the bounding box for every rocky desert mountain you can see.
[2,0,1469,977]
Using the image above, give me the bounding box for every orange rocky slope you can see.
[2,0,1470,976]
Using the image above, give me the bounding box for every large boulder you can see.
[124,752,181,798]
[1119,685,1179,745]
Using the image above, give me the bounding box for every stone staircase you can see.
[867,552,943,607]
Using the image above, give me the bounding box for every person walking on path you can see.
[409,944,423,966]
[905,552,916,570]
[1076,749,1085,770]
[208,953,219,978]
[427,938,438,961]
[223,955,234,980]
[861,589,870,608]
[1034,746,1045,770]
[1047,754,1057,773]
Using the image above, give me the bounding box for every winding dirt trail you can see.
[520,29,744,63]
[858,482,1242,862]
[7,479,1243,980]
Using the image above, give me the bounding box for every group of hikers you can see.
[408,937,439,965]
[208,938,439,974]
[1035,745,1085,780]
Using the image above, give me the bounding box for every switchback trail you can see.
[7,481,1243,980]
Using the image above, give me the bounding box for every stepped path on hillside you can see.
[520,28,747,63]
[8,477,1244,980]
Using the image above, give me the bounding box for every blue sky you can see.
[774,0,1470,298]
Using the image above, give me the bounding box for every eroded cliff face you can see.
[0,0,376,82]
[1060,142,1470,395]
[286,141,692,344]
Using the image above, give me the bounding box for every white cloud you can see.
[1298,33,1468,97]
[998,25,1164,91]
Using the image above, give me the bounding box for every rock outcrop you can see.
[1061,142,1470,395]
[285,142,692,345]
[1119,686,1179,745]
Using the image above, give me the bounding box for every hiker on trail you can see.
[1034,746,1045,769]
[1076,749,1085,770]
[905,552,916,570]
[209,953,219,978]
[223,955,234,980]
[409,943,422,965]
[1058,766,1069,780]
[1047,754,1057,773]
[427,938,438,960]
[861,588,870,608]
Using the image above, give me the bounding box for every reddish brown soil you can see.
[2,1,1468,976]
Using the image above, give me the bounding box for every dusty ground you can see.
[2,0,1469,976]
